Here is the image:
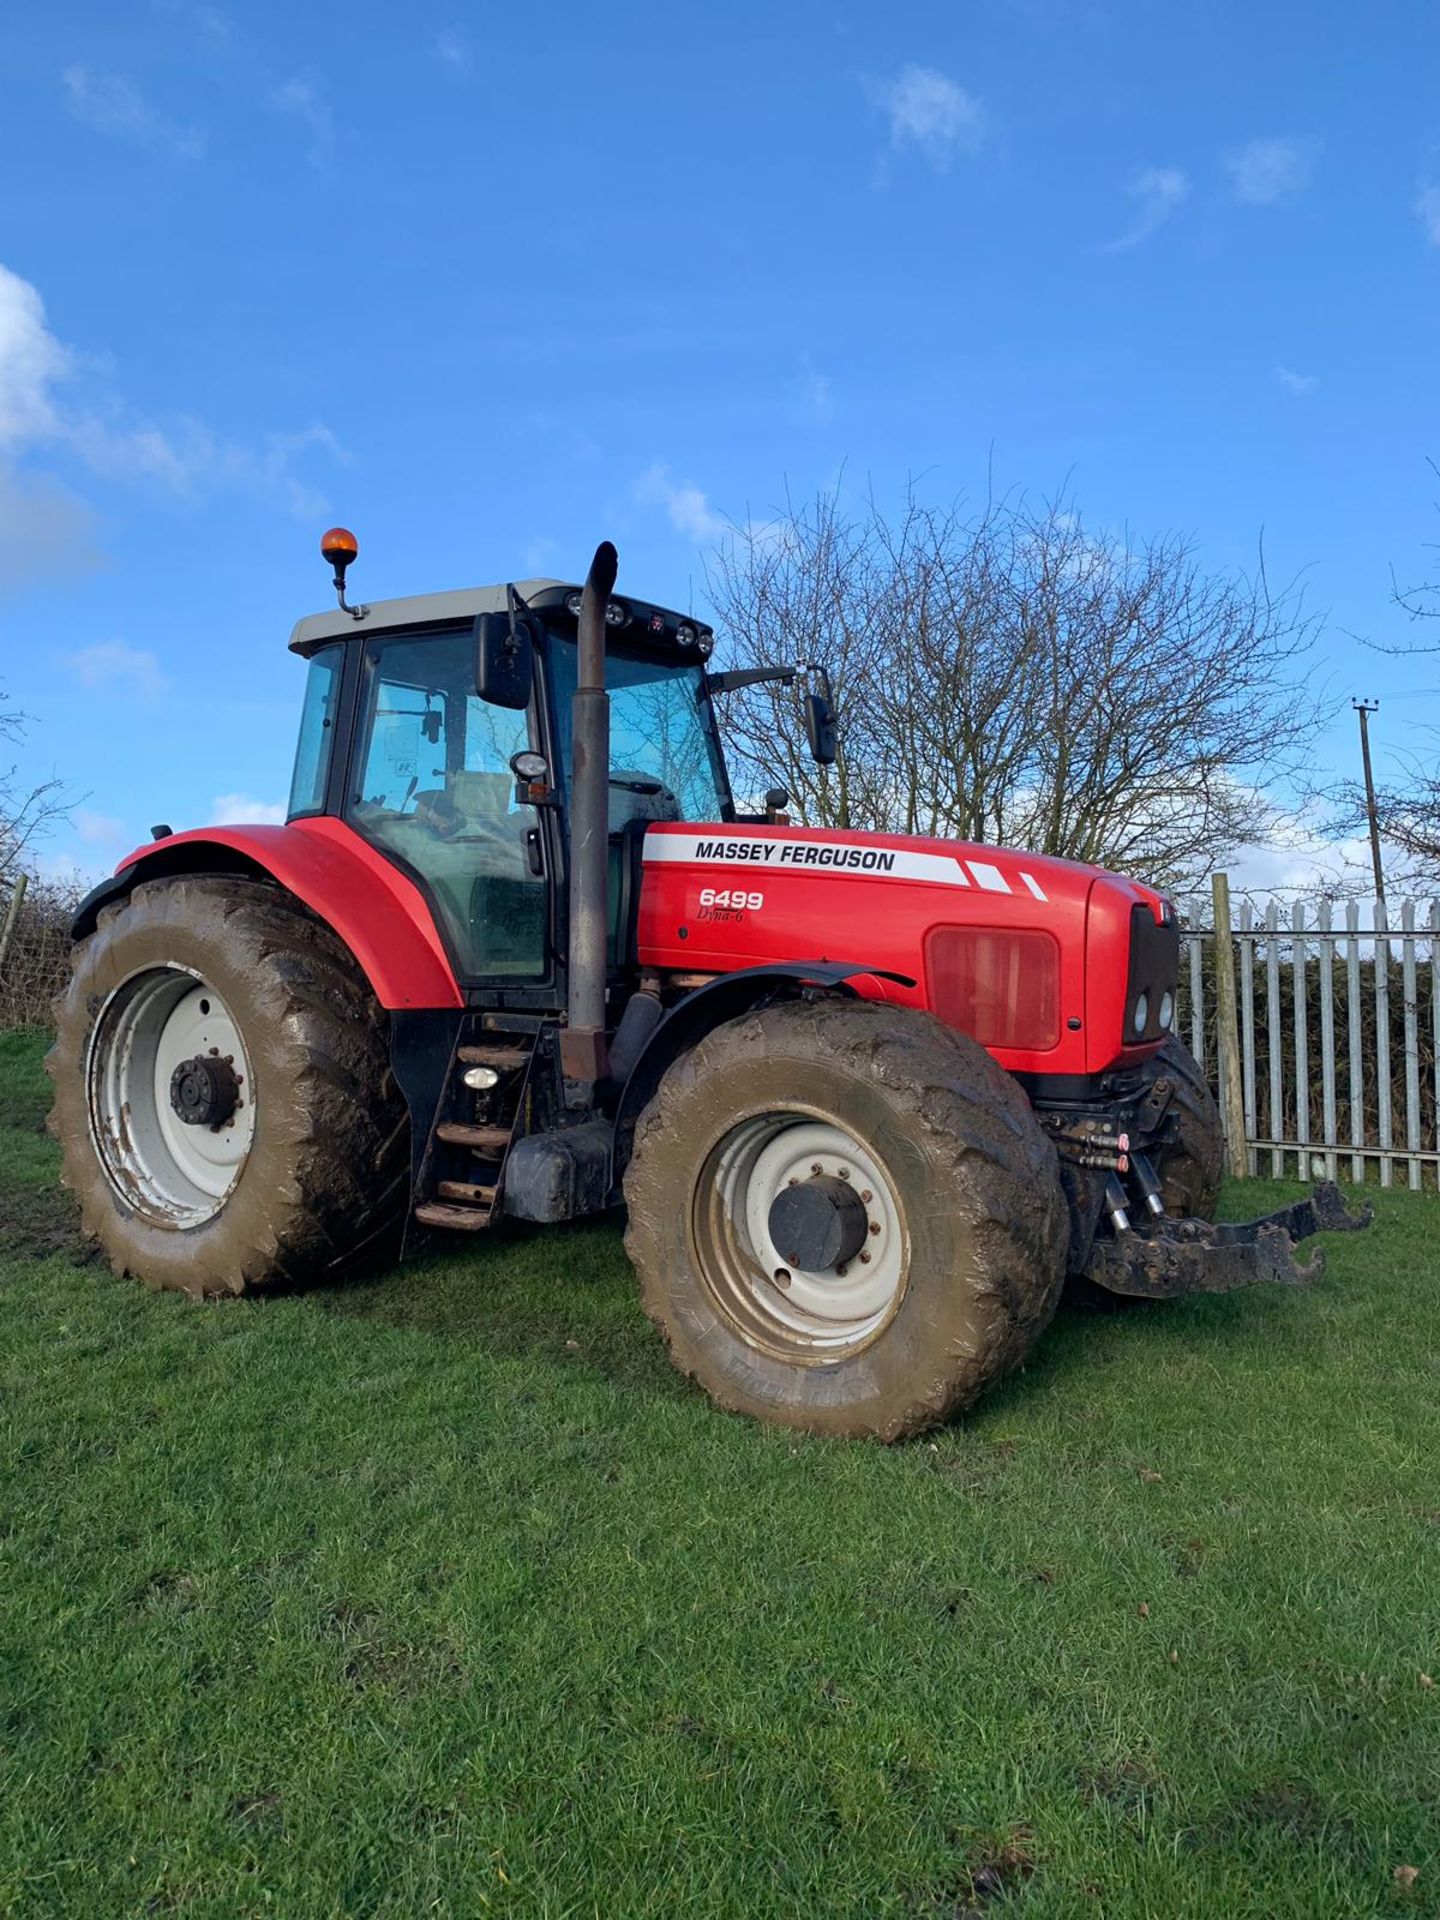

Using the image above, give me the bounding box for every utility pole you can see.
[1353,699,1385,902]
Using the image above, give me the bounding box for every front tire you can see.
[47,876,409,1296]
[1143,1033,1224,1220]
[623,998,1068,1440]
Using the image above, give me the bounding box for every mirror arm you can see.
[705,665,800,695]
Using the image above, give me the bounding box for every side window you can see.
[347,632,549,980]
[288,645,343,817]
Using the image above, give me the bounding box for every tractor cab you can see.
[287,574,736,1000]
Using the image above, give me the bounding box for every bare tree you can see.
[1,686,69,882]
[706,484,1319,890]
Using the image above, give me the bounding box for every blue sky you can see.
[2,0,1437,889]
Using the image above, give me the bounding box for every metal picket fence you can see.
[1176,885,1440,1189]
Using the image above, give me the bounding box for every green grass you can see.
[1,1025,1437,1919]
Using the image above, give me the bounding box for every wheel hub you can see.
[87,968,255,1227]
[767,1173,869,1272]
[169,1054,240,1128]
[695,1113,908,1360]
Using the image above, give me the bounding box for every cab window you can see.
[347,630,547,980]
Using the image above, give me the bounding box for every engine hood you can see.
[635,821,1173,1078]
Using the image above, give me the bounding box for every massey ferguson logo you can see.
[692,838,897,872]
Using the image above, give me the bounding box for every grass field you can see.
[1,1026,1437,1918]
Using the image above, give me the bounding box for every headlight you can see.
[1158,990,1174,1030]
[604,599,629,628]
[1133,992,1149,1034]
[564,589,584,617]
[676,622,699,648]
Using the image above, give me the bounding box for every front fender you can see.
[77,816,462,1010]
[611,961,915,1177]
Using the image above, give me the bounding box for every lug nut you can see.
[868,1220,881,1236]
[811,1162,823,1175]
[836,1263,848,1277]
[860,1189,873,1204]
[859,1250,871,1264]
[838,1166,851,1180]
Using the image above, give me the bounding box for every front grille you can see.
[1123,904,1179,1044]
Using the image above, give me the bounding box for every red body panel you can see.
[117,817,463,1011]
[637,823,1168,1077]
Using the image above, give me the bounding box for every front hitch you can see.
[1085,1181,1373,1299]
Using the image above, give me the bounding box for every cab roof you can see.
[288,580,565,656]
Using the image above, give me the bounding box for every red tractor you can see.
[48,537,1367,1439]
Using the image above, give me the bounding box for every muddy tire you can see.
[1143,1033,1223,1220]
[46,876,409,1297]
[623,998,1068,1440]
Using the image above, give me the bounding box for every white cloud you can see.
[1225,828,1377,900]
[636,462,729,543]
[1101,165,1190,252]
[211,792,287,825]
[1225,137,1317,206]
[270,78,333,165]
[0,467,98,593]
[64,641,169,700]
[0,260,344,518]
[789,354,833,426]
[62,65,205,160]
[435,28,469,68]
[1275,364,1319,396]
[153,0,232,38]
[873,65,986,172]
[0,264,68,448]
[73,808,128,847]
[1415,184,1440,246]
[68,414,346,515]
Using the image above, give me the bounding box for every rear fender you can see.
[75,818,462,1010]
[611,962,914,1178]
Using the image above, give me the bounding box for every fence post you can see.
[0,872,27,978]
[1211,873,1248,1175]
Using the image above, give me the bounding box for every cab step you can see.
[457,1044,531,1071]
[414,1201,493,1233]
[435,1121,512,1153]
[436,1179,496,1205]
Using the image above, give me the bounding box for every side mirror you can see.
[803,691,837,766]
[476,611,535,710]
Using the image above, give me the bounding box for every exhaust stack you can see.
[560,540,619,1094]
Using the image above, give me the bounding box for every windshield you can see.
[548,633,731,827]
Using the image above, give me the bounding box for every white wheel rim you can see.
[694,1112,908,1360]
[87,967,256,1228]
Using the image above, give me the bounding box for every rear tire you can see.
[47,876,409,1297]
[623,998,1068,1440]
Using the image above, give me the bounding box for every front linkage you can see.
[1087,1181,1373,1298]
[1038,1064,1374,1298]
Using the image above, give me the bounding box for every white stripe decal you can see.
[643,833,973,886]
[642,831,1052,899]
